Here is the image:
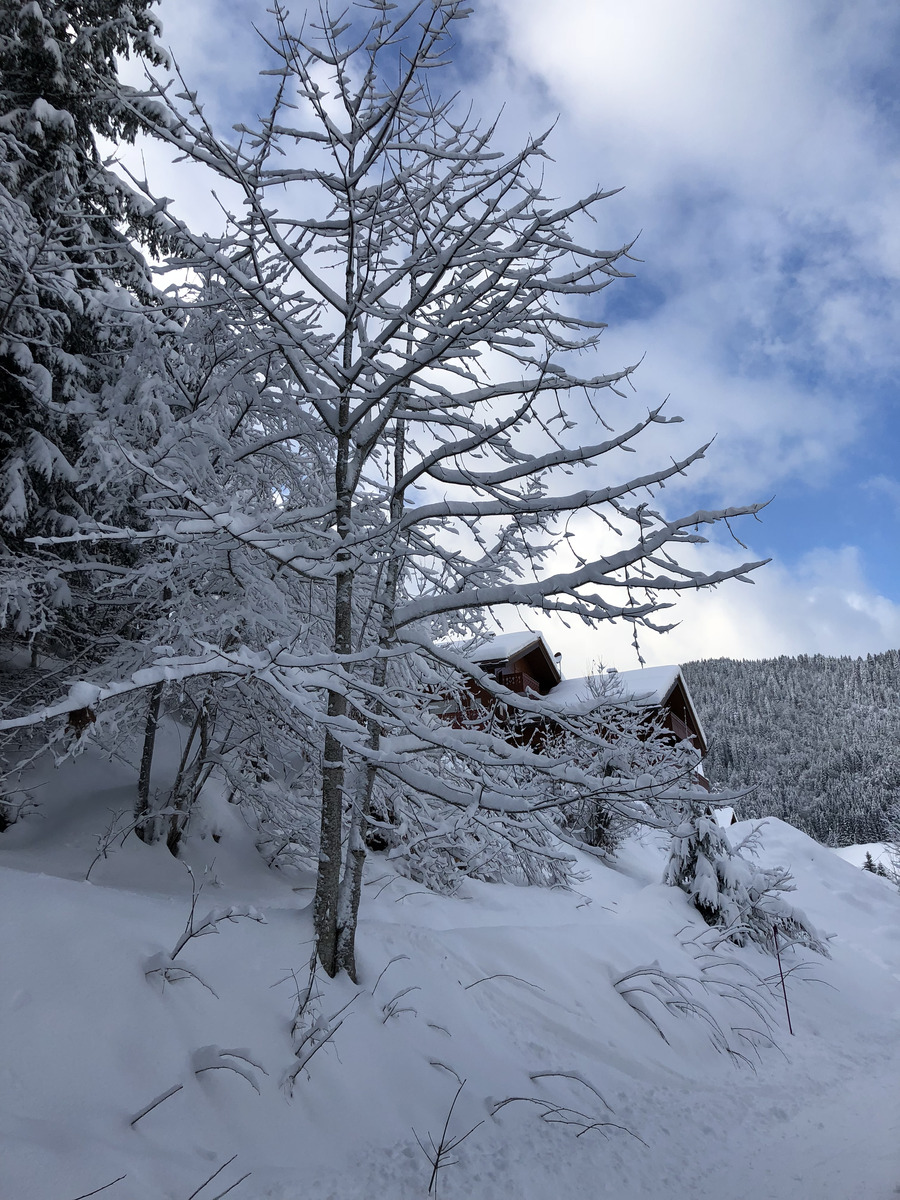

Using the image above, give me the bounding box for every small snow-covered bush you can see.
[886,799,900,889]
[664,796,827,953]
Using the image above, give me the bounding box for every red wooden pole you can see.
[772,923,794,1036]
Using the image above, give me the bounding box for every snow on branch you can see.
[1,0,773,980]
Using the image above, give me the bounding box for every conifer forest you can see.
[684,651,900,845]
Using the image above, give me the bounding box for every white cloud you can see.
[662,544,900,662]
[468,0,900,387]
[522,542,900,676]
[135,0,900,664]
[480,1,892,205]
[578,314,861,502]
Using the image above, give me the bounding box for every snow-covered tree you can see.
[0,0,168,658]
[355,658,705,894]
[663,796,825,951]
[885,800,900,889]
[62,272,336,849]
[2,0,768,977]
[0,0,168,277]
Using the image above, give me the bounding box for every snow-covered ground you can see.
[832,840,894,873]
[2,750,899,1200]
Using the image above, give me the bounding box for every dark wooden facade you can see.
[445,636,709,786]
[471,635,561,696]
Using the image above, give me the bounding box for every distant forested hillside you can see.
[682,651,900,845]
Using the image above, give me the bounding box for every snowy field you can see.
[832,842,894,873]
[1,750,899,1200]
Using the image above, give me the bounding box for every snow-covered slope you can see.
[1,755,898,1200]
[832,841,893,873]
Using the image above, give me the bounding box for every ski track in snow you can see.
[1,751,898,1200]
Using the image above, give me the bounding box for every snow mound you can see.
[1,763,899,1200]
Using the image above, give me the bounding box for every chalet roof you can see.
[548,665,707,748]
[460,638,705,748]
[468,631,555,664]
[547,665,678,707]
[609,666,684,707]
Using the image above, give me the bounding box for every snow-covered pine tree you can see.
[0,0,168,661]
[59,271,335,848]
[0,0,168,284]
[663,794,825,950]
[664,795,736,927]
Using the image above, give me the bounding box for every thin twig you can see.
[194,1066,259,1092]
[429,1061,463,1084]
[772,923,794,1035]
[208,1174,252,1200]
[129,1083,184,1126]
[382,984,421,1022]
[186,1156,237,1200]
[413,1079,483,1196]
[491,1096,648,1147]
[530,1071,613,1113]
[66,1176,127,1200]
[464,973,545,992]
[371,953,410,995]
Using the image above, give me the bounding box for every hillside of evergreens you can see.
[682,650,900,845]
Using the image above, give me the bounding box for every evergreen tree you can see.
[0,0,168,281]
[663,797,737,928]
[663,794,826,951]
[886,799,900,888]
[0,0,168,655]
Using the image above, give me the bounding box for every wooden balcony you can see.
[496,669,542,695]
[670,714,695,745]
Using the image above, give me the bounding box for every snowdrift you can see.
[1,751,899,1200]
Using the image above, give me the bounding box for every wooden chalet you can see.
[549,665,708,758]
[442,632,561,733]
[450,634,709,784]
[468,631,562,696]
[549,664,710,790]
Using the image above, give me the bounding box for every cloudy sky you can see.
[139,0,900,670]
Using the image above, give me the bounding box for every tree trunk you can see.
[314,413,355,976]
[135,680,164,844]
[314,689,350,976]
[334,792,367,982]
[166,699,210,856]
[332,419,408,980]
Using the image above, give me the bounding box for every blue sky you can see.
[138,0,900,668]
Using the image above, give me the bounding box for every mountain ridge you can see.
[682,649,900,845]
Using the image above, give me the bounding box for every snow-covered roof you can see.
[608,665,684,706]
[548,665,683,710]
[468,631,556,664]
[461,642,705,746]
[546,664,707,749]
